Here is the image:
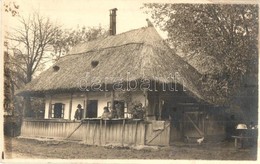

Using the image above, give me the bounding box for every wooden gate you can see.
[183,111,205,138]
[145,121,171,146]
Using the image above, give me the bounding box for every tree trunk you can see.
[24,70,33,117]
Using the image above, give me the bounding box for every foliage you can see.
[128,102,145,119]
[51,26,107,61]
[3,0,19,16]
[142,4,258,105]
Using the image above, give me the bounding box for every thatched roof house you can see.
[18,26,229,146]
[17,27,203,100]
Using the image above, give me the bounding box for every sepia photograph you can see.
[1,0,259,163]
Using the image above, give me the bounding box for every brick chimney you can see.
[109,8,117,35]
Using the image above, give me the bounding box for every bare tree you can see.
[7,12,61,116]
[51,25,107,61]
[9,12,60,83]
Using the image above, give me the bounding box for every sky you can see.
[3,0,258,40]
[2,0,173,75]
[4,0,167,37]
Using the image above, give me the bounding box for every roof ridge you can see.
[68,26,161,55]
[69,26,152,48]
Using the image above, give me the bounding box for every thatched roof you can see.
[17,27,204,100]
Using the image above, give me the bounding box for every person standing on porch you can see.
[74,104,83,120]
[101,107,112,119]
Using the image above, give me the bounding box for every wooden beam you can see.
[69,93,73,120]
[66,122,83,139]
[48,95,52,118]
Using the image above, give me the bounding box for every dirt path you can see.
[3,137,258,160]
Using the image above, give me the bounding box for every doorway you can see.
[87,100,98,118]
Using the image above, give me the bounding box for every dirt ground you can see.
[3,136,258,161]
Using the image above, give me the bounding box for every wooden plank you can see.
[69,93,73,120]
[142,123,146,145]
[86,120,90,144]
[99,119,102,145]
[104,120,107,145]
[134,121,138,145]
[93,123,97,145]
[121,119,126,146]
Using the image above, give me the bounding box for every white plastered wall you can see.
[44,91,147,119]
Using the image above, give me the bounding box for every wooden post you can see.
[144,91,147,107]
[83,93,88,118]
[202,111,205,136]
[48,95,52,118]
[144,90,148,119]
[158,94,162,120]
[69,93,73,120]
[111,90,115,111]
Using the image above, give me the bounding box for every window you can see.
[107,100,128,118]
[51,103,65,118]
[91,61,99,68]
[53,65,60,72]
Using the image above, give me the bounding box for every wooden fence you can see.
[21,119,171,146]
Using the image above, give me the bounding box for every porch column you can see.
[83,93,88,118]
[144,90,148,118]
[69,93,73,120]
[48,95,52,118]
[158,94,162,120]
[111,90,115,111]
